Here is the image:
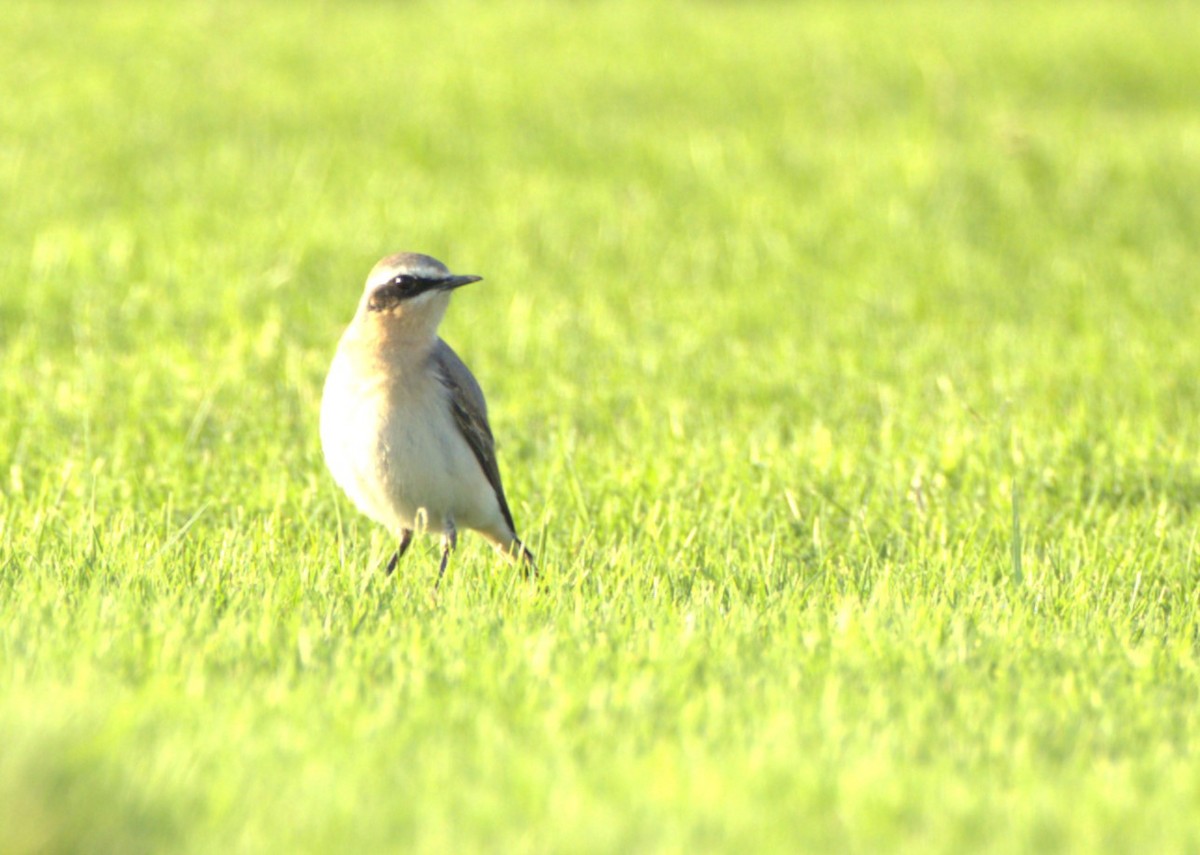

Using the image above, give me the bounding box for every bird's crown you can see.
[367,252,453,289]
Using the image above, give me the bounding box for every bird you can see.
[320,252,535,584]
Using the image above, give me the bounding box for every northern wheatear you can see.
[320,252,534,583]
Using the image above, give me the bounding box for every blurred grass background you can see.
[2,1,1200,852]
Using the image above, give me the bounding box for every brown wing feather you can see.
[431,340,519,537]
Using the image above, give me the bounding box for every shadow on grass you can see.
[0,718,179,855]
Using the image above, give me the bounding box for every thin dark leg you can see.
[435,524,458,589]
[385,529,414,575]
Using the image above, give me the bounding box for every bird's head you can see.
[357,252,482,336]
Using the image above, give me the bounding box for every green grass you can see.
[3,0,1200,851]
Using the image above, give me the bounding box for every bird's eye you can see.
[367,274,435,311]
[368,279,405,311]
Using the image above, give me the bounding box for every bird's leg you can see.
[435,523,458,589]
[384,528,414,575]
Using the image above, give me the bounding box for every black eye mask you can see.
[367,273,482,311]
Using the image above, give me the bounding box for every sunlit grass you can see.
[2,1,1200,852]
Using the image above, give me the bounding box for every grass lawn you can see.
[3,0,1200,851]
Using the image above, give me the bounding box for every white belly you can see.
[320,352,503,537]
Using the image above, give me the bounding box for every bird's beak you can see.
[441,275,482,291]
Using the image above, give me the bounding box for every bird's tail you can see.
[486,530,537,577]
[513,540,537,577]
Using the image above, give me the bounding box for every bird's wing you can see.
[431,338,518,536]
